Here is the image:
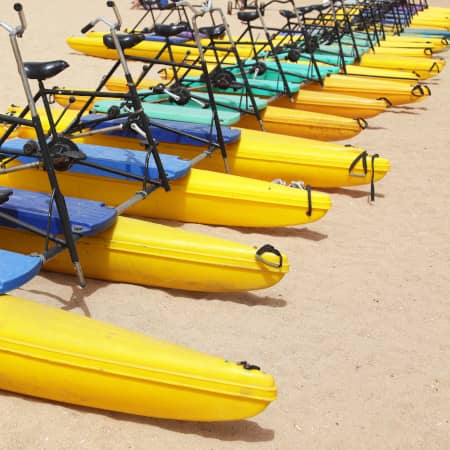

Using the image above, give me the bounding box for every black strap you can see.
[376,96,393,107]
[370,154,379,202]
[430,61,440,74]
[349,151,368,177]
[357,118,368,130]
[349,151,380,201]
[237,361,261,371]
[305,185,312,217]
[255,244,283,269]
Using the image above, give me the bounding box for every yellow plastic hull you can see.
[365,46,433,57]
[0,218,288,292]
[304,74,431,105]
[408,24,450,30]
[376,37,446,52]
[2,161,331,228]
[411,8,450,22]
[358,53,445,79]
[410,14,450,29]
[11,109,390,189]
[95,131,390,188]
[237,105,365,141]
[271,89,388,118]
[382,35,448,48]
[341,65,420,81]
[0,295,276,421]
[321,8,450,31]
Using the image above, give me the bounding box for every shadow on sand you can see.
[0,390,275,443]
[20,271,287,311]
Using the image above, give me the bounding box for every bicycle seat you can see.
[153,23,188,37]
[198,24,226,39]
[103,33,146,50]
[24,60,69,81]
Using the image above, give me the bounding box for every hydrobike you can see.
[0,294,277,421]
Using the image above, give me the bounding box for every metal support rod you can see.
[114,184,159,215]
[0,161,41,173]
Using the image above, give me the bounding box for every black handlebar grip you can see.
[14,3,23,11]
[81,22,94,34]
[107,1,115,7]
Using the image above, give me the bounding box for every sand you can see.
[1,0,449,448]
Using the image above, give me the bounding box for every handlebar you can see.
[172,0,214,17]
[256,0,294,11]
[0,3,26,37]
[81,0,121,34]
[14,3,26,37]
[107,1,123,28]
[81,22,95,34]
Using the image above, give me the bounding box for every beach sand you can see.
[1,1,449,448]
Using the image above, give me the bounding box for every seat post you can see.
[38,79,59,140]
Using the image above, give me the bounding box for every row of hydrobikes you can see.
[0,0,448,422]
